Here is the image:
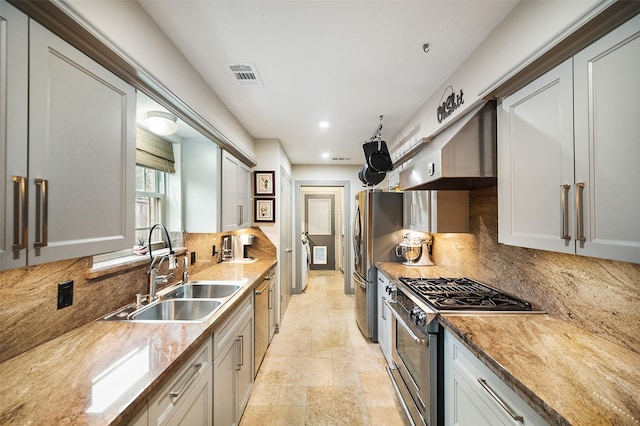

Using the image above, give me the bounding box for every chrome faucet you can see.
[146,224,178,302]
[148,255,175,302]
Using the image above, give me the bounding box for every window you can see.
[135,166,166,246]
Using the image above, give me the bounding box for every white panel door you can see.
[0,0,28,271]
[498,59,574,254]
[28,20,135,264]
[573,15,640,263]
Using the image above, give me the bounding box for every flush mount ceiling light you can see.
[146,111,178,136]
[318,121,330,129]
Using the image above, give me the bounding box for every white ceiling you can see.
[138,0,519,165]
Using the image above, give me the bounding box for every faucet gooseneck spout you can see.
[148,223,176,268]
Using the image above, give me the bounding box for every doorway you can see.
[304,194,335,270]
[295,181,351,294]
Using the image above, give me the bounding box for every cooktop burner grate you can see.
[399,277,532,311]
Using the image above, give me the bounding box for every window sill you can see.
[86,247,187,280]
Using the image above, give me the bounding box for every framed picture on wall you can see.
[254,198,275,222]
[313,246,327,264]
[254,171,275,196]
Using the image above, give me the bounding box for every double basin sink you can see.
[102,280,246,323]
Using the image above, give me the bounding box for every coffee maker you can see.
[234,234,255,261]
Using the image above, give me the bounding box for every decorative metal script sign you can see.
[437,86,464,123]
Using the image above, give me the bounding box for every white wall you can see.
[65,0,256,160]
[391,0,601,147]
[253,138,292,248]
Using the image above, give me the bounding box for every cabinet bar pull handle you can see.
[411,203,416,226]
[268,288,273,310]
[575,182,586,243]
[238,205,243,225]
[235,337,242,371]
[239,335,244,367]
[12,176,28,255]
[169,362,203,401]
[560,184,571,240]
[33,178,48,250]
[477,378,524,423]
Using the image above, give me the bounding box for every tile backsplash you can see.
[431,187,640,354]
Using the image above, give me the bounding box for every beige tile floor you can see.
[240,270,409,426]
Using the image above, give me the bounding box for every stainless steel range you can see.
[385,276,534,426]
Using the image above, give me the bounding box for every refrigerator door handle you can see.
[353,273,367,289]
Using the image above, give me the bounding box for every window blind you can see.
[136,127,176,173]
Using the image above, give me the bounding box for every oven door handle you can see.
[384,299,428,345]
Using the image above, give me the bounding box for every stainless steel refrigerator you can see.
[353,190,403,341]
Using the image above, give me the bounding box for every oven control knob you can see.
[409,307,426,325]
[385,285,396,295]
[410,306,421,319]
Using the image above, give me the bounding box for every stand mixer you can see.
[395,232,434,266]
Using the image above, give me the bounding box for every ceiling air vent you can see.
[332,157,352,162]
[226,63,263,87]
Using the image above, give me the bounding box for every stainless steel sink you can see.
[161,282,242,299]
[130,299,222,322]
[100,279,247,322]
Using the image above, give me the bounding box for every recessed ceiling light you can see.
[319,121,330,129]
[322,153,330,158]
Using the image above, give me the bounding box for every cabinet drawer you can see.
[213,295,253,360]
[445,331,548,425]
[148,339,212,425]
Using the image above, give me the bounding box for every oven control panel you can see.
[394,290,428,327]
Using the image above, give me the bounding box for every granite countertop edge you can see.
[376,261,640,426]
[0,258,276,426]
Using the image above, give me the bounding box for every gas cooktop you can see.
[398,276,532,311]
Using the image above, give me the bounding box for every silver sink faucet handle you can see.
[183,255,189,283]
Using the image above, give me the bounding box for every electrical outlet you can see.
[190,251,196,265]
[57,281,73,309]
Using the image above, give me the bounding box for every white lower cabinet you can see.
[444,330,548,426]
[147,339,213,426]
[376,270,392,365]
[213,295,254,426]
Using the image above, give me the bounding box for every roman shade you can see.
[136,127,175,173]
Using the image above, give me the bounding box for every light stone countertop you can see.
[376,261,640,425]
[0,258,276,426]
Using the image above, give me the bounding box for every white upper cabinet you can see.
[403,190,468,233]
[221,150,251,232]
[498,60,574,255]
[499,14,640,264]
[572,15,640,263]
[182,138,220,233]
[1,3,136,270]
[0,0,29,271]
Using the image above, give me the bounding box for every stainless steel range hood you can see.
[399,100,496,191]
